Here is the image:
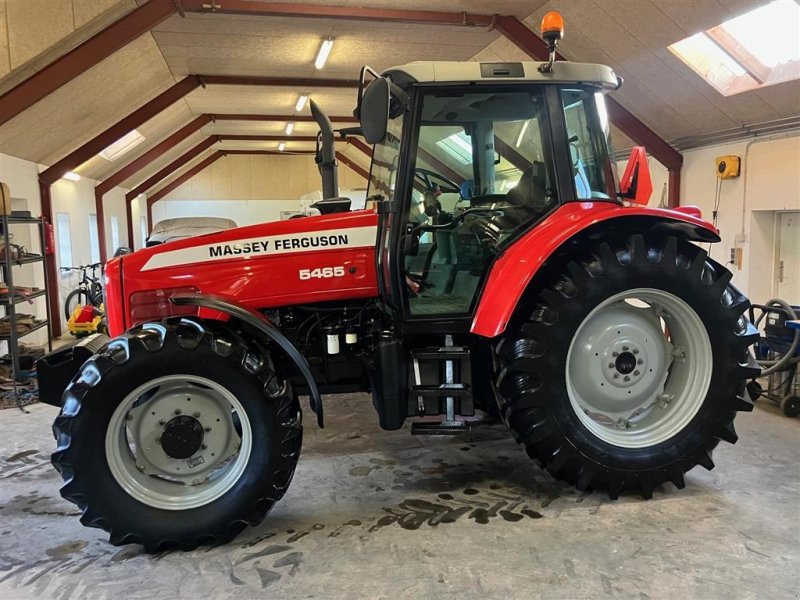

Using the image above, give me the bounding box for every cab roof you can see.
[384,61,621,92]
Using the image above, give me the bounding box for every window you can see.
[88,214,100,264]
[110,216,120,253]
[668,0,800,96]
[56,213,73,278]
[99,130,145,161]
[405,88,554,316]
[367,115,404,201]
[140,216,148,249]
[561,89,617,200]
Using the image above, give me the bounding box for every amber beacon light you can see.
[539,11,565,73]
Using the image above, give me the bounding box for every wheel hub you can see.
[566,289,712,448]
[161,416,205,459]
[106,375,253,510]
[615,351,637,375]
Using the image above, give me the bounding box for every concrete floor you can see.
[0,394,797,600]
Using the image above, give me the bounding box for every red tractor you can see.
[38,21,759,552]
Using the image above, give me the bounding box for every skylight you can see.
[668,0,800,96]
[99,130,146,161]
[435,132,473,165]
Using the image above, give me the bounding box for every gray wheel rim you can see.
[566,288,712,448]
[105,374,252,510]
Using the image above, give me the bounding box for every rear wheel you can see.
[52,318,302,552]
[494,234,759,498]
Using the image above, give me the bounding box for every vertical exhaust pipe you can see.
[310,100,338,199]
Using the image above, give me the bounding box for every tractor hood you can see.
[105,210,380,335]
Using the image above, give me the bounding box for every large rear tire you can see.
[51,318,302,552]
[494,234,759,498]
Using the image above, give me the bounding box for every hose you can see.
[753,299,799,376]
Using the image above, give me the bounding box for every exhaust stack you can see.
[310,100,339,199]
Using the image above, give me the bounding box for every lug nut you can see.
[201,444,207,450]
[632,349,639,355]
[637,359,644,365]
[634,370,640,376]
[624,376,630,382]
[622,346,629,351]
[608,363,615,369]
[174,409,182,415]
[193,412,201,418]
[205,427,212,432]
[612,351,619,357]
[613,373,620,379]
[158,419,166,426]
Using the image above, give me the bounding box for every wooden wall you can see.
[161,154,367,202]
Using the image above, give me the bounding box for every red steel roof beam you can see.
[213,114,358,123]
[0,0,178,125]
[181,0,495,27]
[220,134,319,142]
[336,151,370,180]
[201,75,359,88]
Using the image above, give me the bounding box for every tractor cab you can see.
[356,52,640,328]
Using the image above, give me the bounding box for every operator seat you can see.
[471,161,552,249]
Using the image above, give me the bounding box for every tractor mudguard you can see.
[471,202,720,338]
[170,292,324,427]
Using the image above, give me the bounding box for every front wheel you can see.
[495,234,759,498]
[52,318,302,552]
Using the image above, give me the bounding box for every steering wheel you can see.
[412,206,504,233]
[414,167,460,194]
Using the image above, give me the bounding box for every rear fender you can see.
[171,292,324,427]
[471,202,720,338]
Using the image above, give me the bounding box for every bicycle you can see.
[61,263,103,320]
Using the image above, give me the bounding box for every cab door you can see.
[398,86,558,321]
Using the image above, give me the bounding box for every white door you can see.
[776,211,800,303]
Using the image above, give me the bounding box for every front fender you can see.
[470,202,719,338]
[171,292,324,427]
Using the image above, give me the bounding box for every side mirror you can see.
[619,146,653,206]
[360,77,390,144]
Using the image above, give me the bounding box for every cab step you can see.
[411,421,471,436]
[410,383,471,398]
[411,346,471,360]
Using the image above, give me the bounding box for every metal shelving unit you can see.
[1,214,53,391]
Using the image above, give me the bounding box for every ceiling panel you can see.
[0,33,177,166]
[76,100,195,182]
[152,13,500,79]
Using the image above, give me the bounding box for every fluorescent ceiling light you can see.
[62,171,81,181]
[98,129,145,161]
[278,142,286,151]
[667,0,800,96]
[285,122,295,135]
[295,95,309,112]
[315,38,334,70]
